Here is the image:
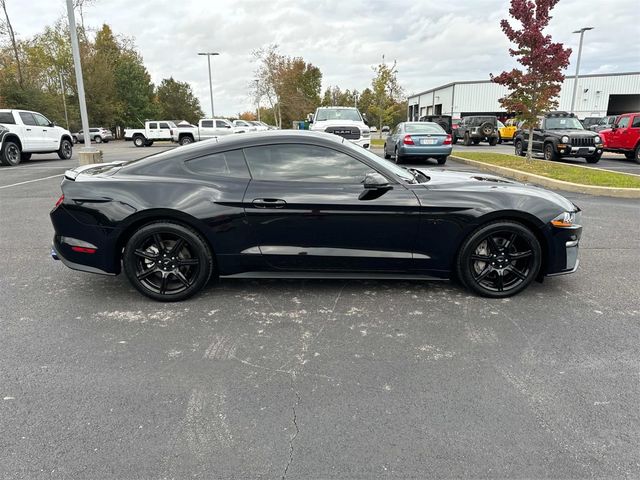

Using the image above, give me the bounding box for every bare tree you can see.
[252,45,283,129]
[0,0,23,87]
[74,0,97,31]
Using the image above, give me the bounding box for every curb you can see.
[450,155,640,199]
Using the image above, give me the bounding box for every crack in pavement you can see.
[282,373,301,480]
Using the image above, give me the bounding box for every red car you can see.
[599,112,640,163]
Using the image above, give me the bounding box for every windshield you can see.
[315,108,363,122]
[497,121,505,128]
[545,117,583,130]
[340,138,418,183]
[405,123,445,134]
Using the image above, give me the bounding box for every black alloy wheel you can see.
[457,220,541,298]
[57,139,73,160]
[123,222,214,301]
[515,139,525,156]
[0,140,21,166]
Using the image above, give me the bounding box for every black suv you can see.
[513,111,603,164]
[419,115,452,134]
[453,116,499,146]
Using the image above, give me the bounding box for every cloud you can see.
[10,0,640,117]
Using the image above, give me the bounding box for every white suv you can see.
[0,109,73,166]
[309,107,370,148]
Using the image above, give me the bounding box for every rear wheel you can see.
[0,140,21,166]
[179,135,194,146]
[489,136,498,146]
[133,135,145,147]
[57,139,73,159]
[394,148,403,164]
[463,132,471,146]
[383,144,391,159]
[123,222,214,302]
[95,136,103,144]
[456,220,541,298]
[436,156,447,165]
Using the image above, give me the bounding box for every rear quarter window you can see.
[184,150,250,178]
[632,116,640,128]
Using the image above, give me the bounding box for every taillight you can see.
[403,135,414,145]
[71,246,97,254]
[55,194,64,208]
[444,134,452,145]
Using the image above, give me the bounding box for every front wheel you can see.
[57,139,73,159]
[123,222,214,301]
[585,153,601,164]
[515,139,525,157]
[95,136,103,144]
[544,143,558,161]
[456,220,542,298]
[0,140,21,166]
[634,145,640,164]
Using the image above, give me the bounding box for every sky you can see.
[10,0,640,117]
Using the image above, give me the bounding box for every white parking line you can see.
[0,174,62,190]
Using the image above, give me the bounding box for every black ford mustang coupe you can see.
[50,131,581,301]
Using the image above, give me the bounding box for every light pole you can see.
[198,52,219,117]
[66,0,97,163]
[253,79,260,122]
[569,27,593,115]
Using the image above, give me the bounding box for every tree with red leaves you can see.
[492,0,572,160]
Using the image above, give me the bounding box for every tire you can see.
[0,140,21,166]
[635,145,640,164]
[624,152,635,160]
[383,144,391,159]
[95,136,103,144]
[179,135,194,146]
[451,133,458,145]
[21,152,32,162]
[123,221,214,302]
[515,139,525,157]
[585,153,601,164]
[133,135,145,147]
[394,148,403,164]
[456,220,542,298]
[480,122,495,137]
[72,136,78,144]
[489,136,498,146]
[472,138,480,145]
[463,132,471,146]
[436,156,447,165]
[57,138,73,160]
[543,143,558,161]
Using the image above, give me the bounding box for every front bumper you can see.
[349,137,370,149]
[545,224,582,276]
[556,144,603,157]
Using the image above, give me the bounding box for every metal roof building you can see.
[407,72,640,121]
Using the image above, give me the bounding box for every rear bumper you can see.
[51,240,115,276]
[399,145,453,156]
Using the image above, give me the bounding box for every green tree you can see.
[369,59,404,132]
[156,77,203,123]
[114,50,157,127]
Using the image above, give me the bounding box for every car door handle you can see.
[252,198,286,208]
[26,128,31,131]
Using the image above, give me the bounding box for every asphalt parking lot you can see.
[1,141,640,478]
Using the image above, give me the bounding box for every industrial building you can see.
[407,71,640,121]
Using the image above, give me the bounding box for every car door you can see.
[216,120,234,136]
[33,112,59,151]
[18,112,42,150]
[158,122,172,141]
[242,142,421,272]
[146,122,158,140]
[610,116,630,149]
[628,115,640,150]
[532,117,545,152]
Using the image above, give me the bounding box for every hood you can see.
[414,168,576,212]
[547,129,598,138]
[311,119,367,128]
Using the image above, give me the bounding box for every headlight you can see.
[594,136,601,143]
[551,211,576,228]
[362,128,370,138]
[561,136,569,143]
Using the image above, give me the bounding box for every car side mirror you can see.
[49,122,55,127]
[363,172,391,190]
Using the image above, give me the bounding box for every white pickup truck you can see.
[174,118,248,145]
[309,106,371,149]
[0,109,74,166]
[124,121,178,147]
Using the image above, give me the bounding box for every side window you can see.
[216,120,229,128]
[184,150,249,178]
[0,112,16,124]
[243,144,374,183]
[201,120,213,128]
[617,117,630,129]
[159,122,170,129]
[148,122,158,129]
[631,116,640,128]
[19,112,37,126]
[33,113,51,127]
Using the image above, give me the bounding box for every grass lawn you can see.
[453,152,640,189]
[370,138,385,147]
